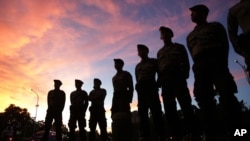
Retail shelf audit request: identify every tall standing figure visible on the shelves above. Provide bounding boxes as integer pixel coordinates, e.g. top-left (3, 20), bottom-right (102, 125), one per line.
top-left (135, 44), bottom-right (166, 141)
top-left (228, 0), bottom-right (250, 81)
top-left (42, 80), bottom-right (66, 141)
top-left (68, 79), bottom-right (88, 141)
top-left (157, 26), bottom-right (196, 141)
top-left (111, 58), bottom-right (134, 141)
top-left (88, 78), bottom-right (108, 141)
top-left (187, 4), bottom-right (242, 141)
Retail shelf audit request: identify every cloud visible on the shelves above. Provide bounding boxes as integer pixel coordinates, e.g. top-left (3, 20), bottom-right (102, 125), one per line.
top-left (0, 0), bottom-right (248, 129)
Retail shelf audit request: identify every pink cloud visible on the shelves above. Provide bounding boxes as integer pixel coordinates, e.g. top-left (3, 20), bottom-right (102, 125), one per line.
top-left (0, 0), bottom-right (247, 128)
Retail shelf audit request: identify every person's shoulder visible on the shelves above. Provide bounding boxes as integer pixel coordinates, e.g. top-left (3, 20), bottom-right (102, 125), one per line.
top-left (149, 58), bottom-right (158, 64)
top-left (208, 22), bottom-right (225, 31)
top-left (174, 42), bottom-right (185, 47)
top-left (187, 28), bottom-right (196, 38)
top-left (229, 1), bottom-right (245, 12)
top-left (136, 61), bottom-right (142, 67)
top-left (89, 89), bottom-right (95, 94)
top-left (81, 90), bottom-right (88, 95)
top-left (157, 46), bottom-right (165, 52)
top-left (70, 90), bottom-right (77, 95)
top-left (123, 70), bottom-right (132, 76)
top-left (48, 90), bottom-right (54, 94)
top-left (100, 88), bottom-right (106, 92)
top-left (210, 21), bottom-right (222, 25)
top-left (59, 89), bottom-right (65, 93)
top-left (149, 58), bottom-right (157, 61)
top-left (209, 21), bottom-right (224, 28)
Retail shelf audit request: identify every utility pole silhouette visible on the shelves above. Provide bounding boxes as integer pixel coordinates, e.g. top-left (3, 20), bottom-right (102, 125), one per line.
top-left (31, 89), bottom-right (39, 135)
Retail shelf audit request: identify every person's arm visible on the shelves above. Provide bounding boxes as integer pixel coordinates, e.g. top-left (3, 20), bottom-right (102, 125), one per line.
top-left (181, 45), bottom-right (190, 79)
top-left (127, 72), bottom-right (134, 103)
top-left (47, 91), bottom-right (51, 108)
top-left (60, 91), bottom-right (66, 111)
top-left (83, 92), bottom-right (89, 113)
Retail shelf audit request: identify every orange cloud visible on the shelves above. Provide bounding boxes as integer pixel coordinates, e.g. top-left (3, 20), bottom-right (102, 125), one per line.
top-left (0, 0), bottom-right (247, 131)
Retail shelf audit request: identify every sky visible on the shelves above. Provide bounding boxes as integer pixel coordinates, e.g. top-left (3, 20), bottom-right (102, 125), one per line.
top-left (0, 0), bottom-right (249, 131)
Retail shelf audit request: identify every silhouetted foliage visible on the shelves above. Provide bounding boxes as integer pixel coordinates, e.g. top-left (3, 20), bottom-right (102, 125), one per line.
top-left (0, 104), bottom-right (69, 141)
top-left (0, 104), bottom-right (34, 140)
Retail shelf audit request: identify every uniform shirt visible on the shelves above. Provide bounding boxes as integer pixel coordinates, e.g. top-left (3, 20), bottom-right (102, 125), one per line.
top-left (47, 89), bottom-right (66, 112)
top-left (89, 88), bottom-right (106, 108)
top-left (135, 58), bottom-right (158, 83)
top-left (112, 70), bottom-right (134, 102)
top-left (157, 43), bottom-right (190, 76)
top-left (70, 89), bottom-right (88, 111)
top-left (187, 22), bottom-right (229, 65)
top-left (228, 0), bottom-right (250, 52)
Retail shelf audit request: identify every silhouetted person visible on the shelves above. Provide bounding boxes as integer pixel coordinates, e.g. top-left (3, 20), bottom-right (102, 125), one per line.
top-left (187, 4), bottom-right (242, 141)
top-left (228, 0), bottom-right (250, 79)
top-left (111, 58), bottom-right (134, 116)
top-left (111, 58), bottom-right (133, 141)
top-left (88, 78), bottom-right (108, 141)
top-left (135, 44), bottom-right (166, 141)
top-left (157, 26), bottom-right (196, 141)
top-left (42, 80), bottom-right (66, 141)
top-left (68, 79), bottom-right (88, 141)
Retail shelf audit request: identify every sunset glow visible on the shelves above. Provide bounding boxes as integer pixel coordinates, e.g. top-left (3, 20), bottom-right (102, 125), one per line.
top-left (1, 0), bottom-right (249, 131)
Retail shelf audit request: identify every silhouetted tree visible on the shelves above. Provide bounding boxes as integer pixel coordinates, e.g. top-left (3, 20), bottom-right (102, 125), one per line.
top-left (0, 104), bottom-right (34, 140)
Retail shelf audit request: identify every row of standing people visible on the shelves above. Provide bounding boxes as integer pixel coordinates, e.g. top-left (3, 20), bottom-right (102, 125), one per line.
top-left (41, 79), bottom-right (108, 141)
top-left (112, 3), bottom-right (249, 141)
top-left (41, 1), bottom-right (250, 141)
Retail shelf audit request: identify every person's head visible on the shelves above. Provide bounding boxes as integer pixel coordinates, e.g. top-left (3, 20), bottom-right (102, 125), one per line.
top-left (189, 4), bottom-right (209, 24)
top-left (75, 79), bottom-right (83, 89)
top-left (137, 44), bottom-right (149, 59)
top-left (159, 26), bottom-right (174, 42)
top-left (54, 79), bottom-right (62, 89)
top-left (93, 78), bottom-right (102, 89)
top-left (114, 58), bottom-right (124, 71)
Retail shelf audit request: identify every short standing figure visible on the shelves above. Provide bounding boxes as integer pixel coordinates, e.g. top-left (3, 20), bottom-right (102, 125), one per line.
top-left (42, 80), bottom-right (66, 141)
top-left (68, 79), bottom-right (88, 141)
top-left (88, 78), bottom-right (108, 141)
